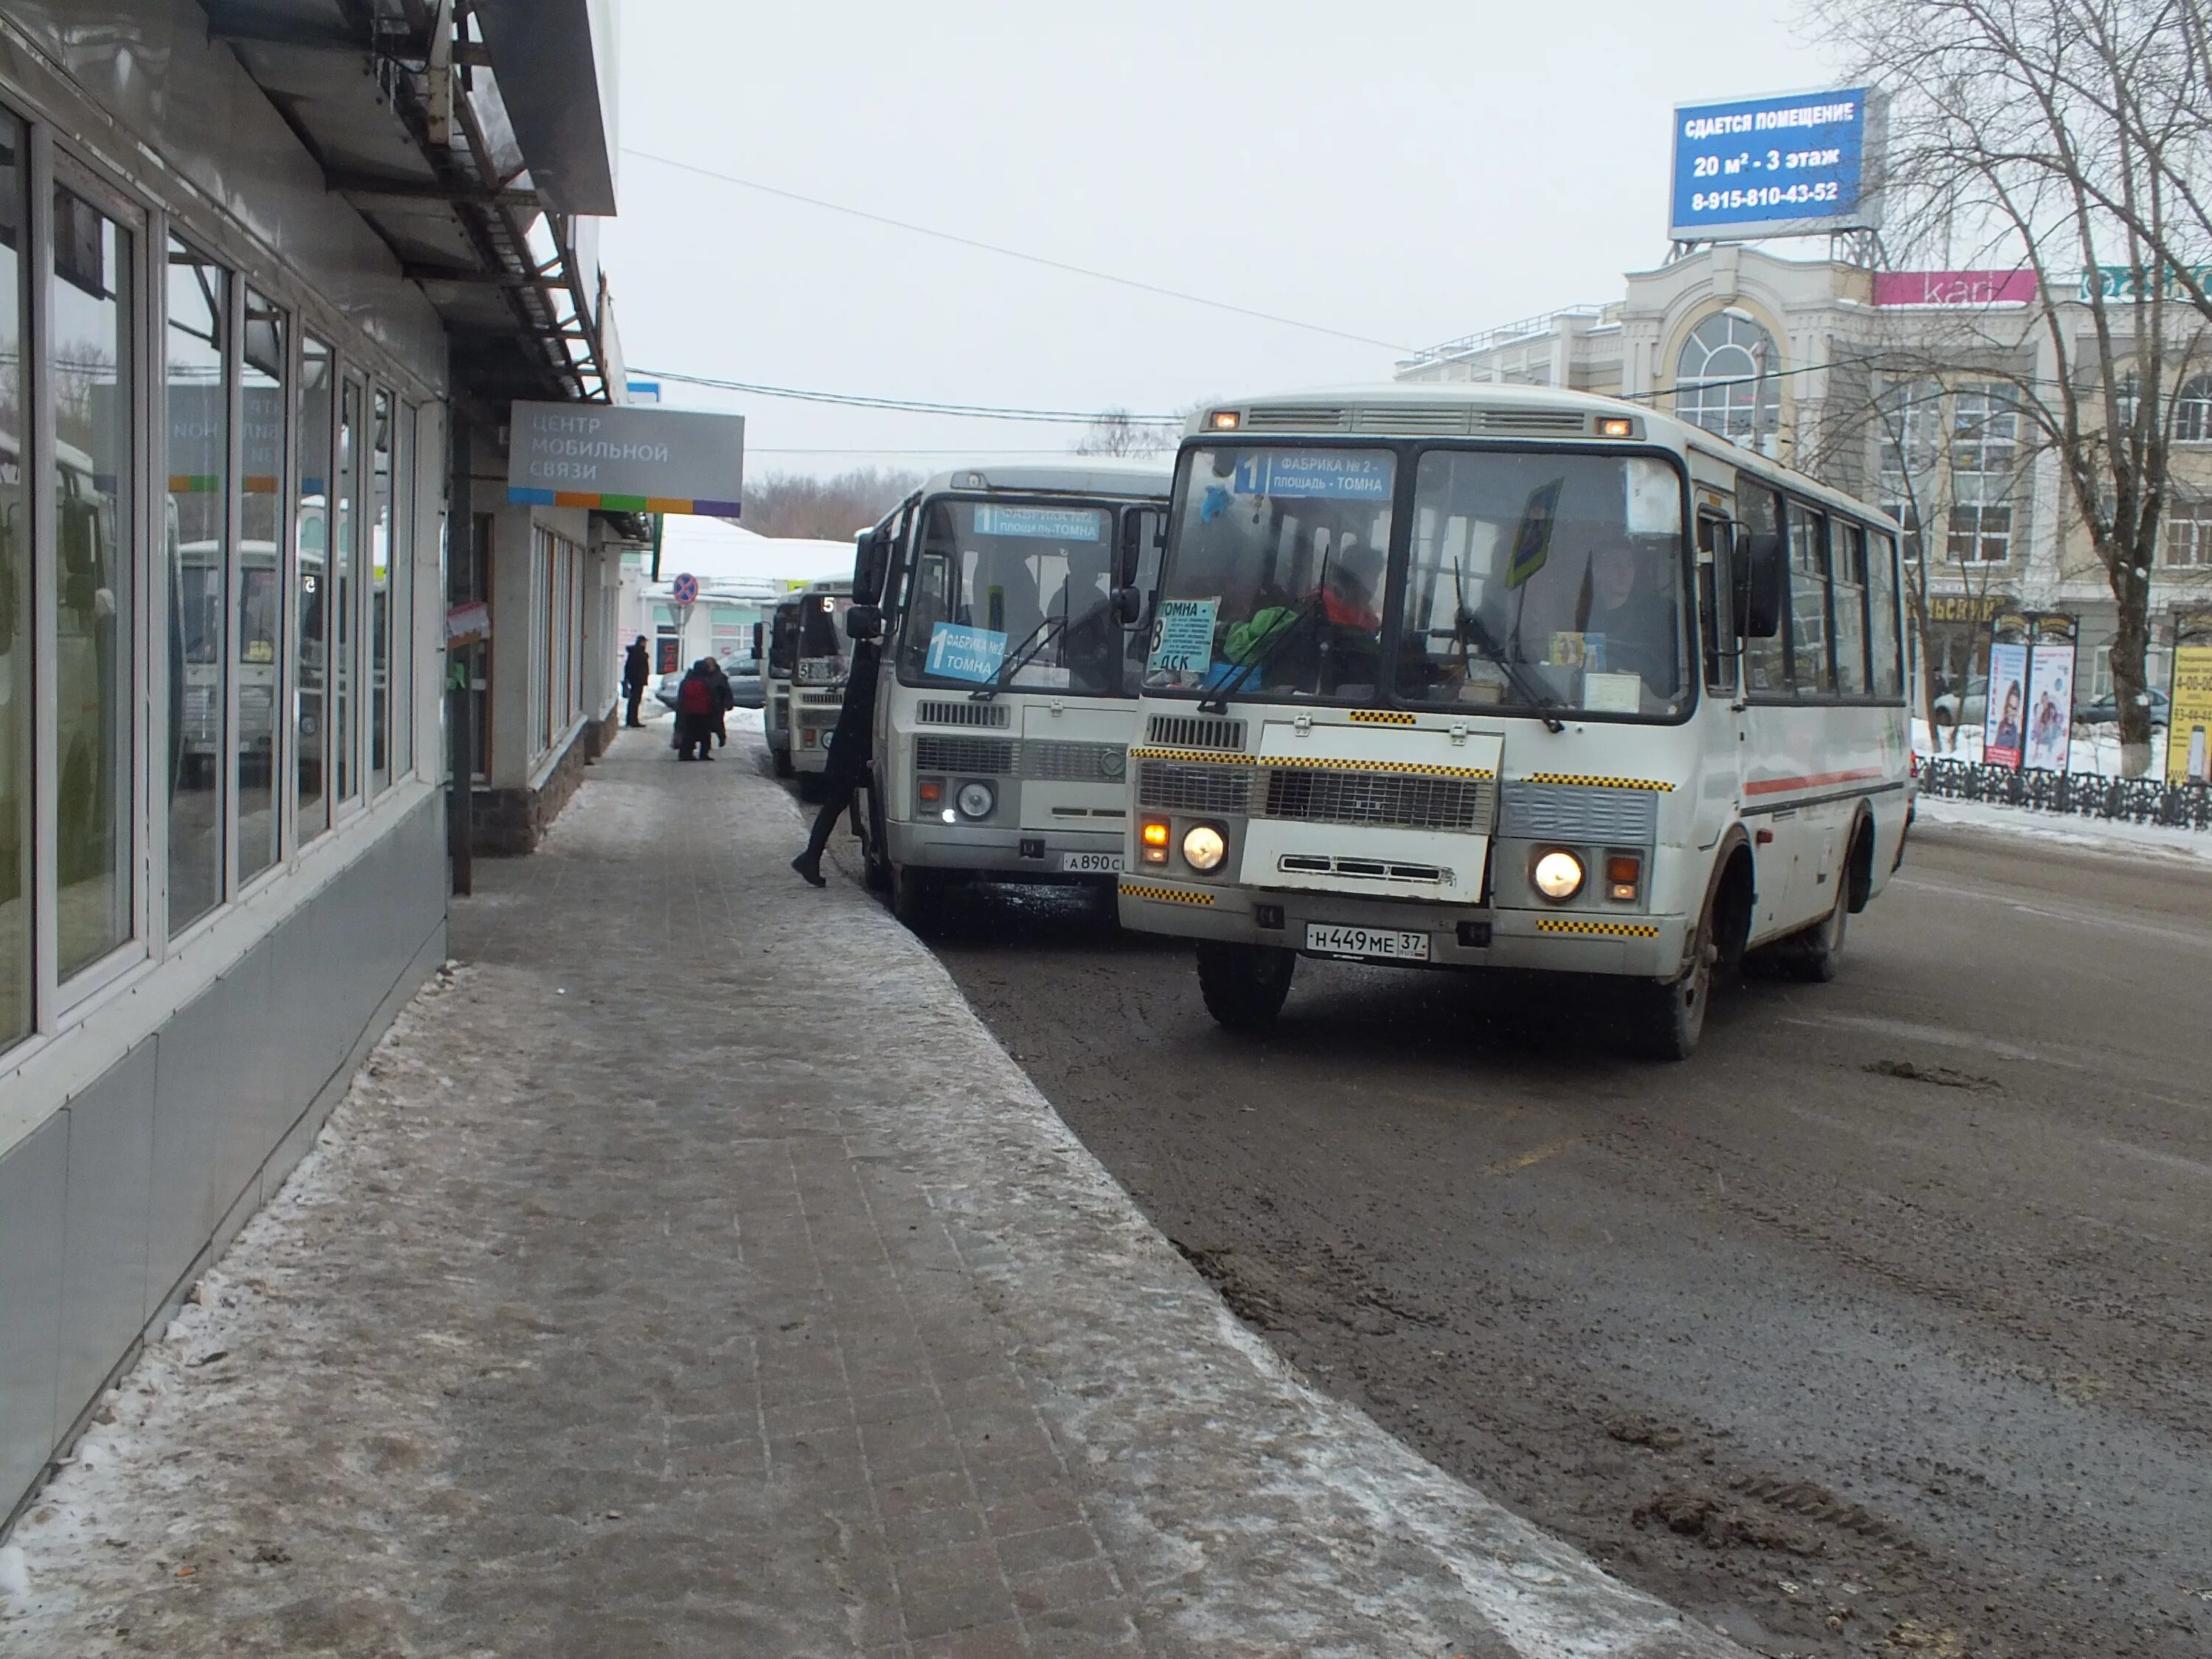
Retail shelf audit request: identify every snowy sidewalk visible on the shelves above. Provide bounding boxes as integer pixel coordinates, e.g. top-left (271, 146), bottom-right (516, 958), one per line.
top-left (0, 722), bottom-right (1739, 1659)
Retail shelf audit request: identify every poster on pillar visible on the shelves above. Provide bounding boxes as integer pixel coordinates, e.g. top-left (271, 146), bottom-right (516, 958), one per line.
top-left (2023, 641), bottom-right (2076, 773)
top-left (507, 401), bottom-right (746, 517)
top-left (1983, 641), bottom-right (2028, 768)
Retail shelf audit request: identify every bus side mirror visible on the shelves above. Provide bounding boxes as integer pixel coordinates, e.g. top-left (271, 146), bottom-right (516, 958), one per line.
top-left (845, 603), bottom-right (882, 641)
top-left (852, 529), bottom-right (889, 605)
top-left (1737, 529), bottom-right (1785, 639)
top-left (1110, 585), bottom-right (1142, 626)
top-left (752, 622), bottom-right (764, 659)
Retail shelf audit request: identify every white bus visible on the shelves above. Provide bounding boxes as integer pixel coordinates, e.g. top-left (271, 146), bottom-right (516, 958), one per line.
top-left (762, 594), bottom-right (798, 775)
top-left (1118, 385), bottom-right (1912, 1059)
top-left (783, 579), bottom-right (854, 786)
top-left (847, 462), bottom-right (1172, 927)
top-left (173, 538), bottom-right (282, 781)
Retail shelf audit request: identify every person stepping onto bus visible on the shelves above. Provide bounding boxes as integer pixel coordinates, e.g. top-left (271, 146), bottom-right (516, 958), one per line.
top-left (673, 658), bottom-right (719, 760)
top-left (791, 638), bottom-right (880, 887)
top-left (622, 636), bottom-right (651, 727)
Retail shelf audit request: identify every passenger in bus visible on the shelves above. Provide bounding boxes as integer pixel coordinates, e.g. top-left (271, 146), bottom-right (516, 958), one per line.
top-left (1579, 542), bottom-right (1677, 692)
top-left (792, 637), bottom-right (880, 888)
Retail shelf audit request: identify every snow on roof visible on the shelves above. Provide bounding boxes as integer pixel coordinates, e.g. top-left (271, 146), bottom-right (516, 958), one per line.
top-left (648, 514), bottom-right (852, 593)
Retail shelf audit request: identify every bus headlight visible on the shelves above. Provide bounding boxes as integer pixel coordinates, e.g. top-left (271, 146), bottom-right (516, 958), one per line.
top-left (1181, 824), bottom-right (1227, 872)
top-left (1531, 849), bottom-right (1585, 901)
top-left (955, 781), bottom-right (995, 820)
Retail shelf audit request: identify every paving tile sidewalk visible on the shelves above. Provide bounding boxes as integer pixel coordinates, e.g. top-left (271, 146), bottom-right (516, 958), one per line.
top-left (0, 720), bottom-right (1742, 1658)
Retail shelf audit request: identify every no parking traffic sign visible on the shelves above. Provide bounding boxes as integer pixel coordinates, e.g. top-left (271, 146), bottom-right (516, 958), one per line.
top-left (671, 572), bottom-right (699, 605)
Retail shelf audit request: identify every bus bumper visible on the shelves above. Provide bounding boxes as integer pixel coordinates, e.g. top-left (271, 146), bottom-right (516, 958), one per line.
top-left (888, 819), bottom-right (1127, 883)
top-left (1116, 880), bottom-right (1691, 978)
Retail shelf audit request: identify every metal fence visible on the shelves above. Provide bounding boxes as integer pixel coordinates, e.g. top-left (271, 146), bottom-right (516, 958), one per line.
top-left (1919, 758), bottom-right (2212, 832)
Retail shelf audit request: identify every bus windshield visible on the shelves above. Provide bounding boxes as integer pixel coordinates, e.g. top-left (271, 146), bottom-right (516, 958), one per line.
top-left (897, 498), bottom-right (1138, 697)
top-left (796, 591), bottom-right (853, 681)
top-left (1147, 445), bottom-right (1688, 717)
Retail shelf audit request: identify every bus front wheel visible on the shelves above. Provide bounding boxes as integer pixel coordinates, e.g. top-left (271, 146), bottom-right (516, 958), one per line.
top-left (1195, 942), bottom-right (1295, 1030)
top-left (771, 744), bottom-right (795, 778)
top-left (891, 865), bottom-right (942, 933)
top-left (1619, 901), bottom-right (1716, 1061)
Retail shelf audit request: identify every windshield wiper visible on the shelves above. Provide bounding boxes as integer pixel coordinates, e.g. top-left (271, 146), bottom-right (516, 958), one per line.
top-left (970, 614), bottom-right (1065, 702)
top-left (1455, 605), bottom-right (1565, 733)
top-left (1199, 578), bottom-right (1328, 715)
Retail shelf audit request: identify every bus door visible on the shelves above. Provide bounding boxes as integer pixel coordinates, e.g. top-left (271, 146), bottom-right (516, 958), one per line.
top-left (1695, 507), bottom-right (1744, 852)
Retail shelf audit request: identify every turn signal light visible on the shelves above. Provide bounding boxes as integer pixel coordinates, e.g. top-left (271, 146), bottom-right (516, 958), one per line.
top-left (918, 779), bottom-right (943, 803)
top-left (1140, 817), bottom-right (1171, 864)
top-left (1606, 852), bottom-right (1641, 902)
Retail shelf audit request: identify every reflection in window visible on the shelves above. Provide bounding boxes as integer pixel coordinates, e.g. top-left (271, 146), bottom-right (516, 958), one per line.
top-left (1787, 505), bottom-right (1832, 697)
top-left (239, 289), bottom-right (285, 879)
top-left (1832, 523), bottom-right (1868, 697)
top-left (53, 186), bottom-right (134, 977)
top-left (296, 337), bottom-right (333, 838)
top-left (1675, 311), bottom-right (1780, 455)
top-left (392, 403), bottom-right (414, 778)
top-left (369, 388), bottom-right (392, 792)
top-left (1741, 484), bottom-right (1787, 695)
top-left (335, 378), bottom-right (360, 801)
top-left (0, 117), bottom-right (27, 1044)
top-left (166, 236), bottom-right (228, 933)
top-left (1868, 531), bottom-right (1903, 697)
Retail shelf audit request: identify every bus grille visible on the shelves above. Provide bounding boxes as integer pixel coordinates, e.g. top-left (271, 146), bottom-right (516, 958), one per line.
top-left (1022, 740), bottom-right (1126, 782)
top-left (914, 700), bottom-right (1009, 728)
top-left (1137, 759), bottom-right (1257, 815)
top-left (1498, 782), bottom-right (1657, 841)
top-left (1145, 714), bottom-right (1245, 751)
top-left (1263, 768), bottom-right (1494, 832)
top-left (914, 735), bottom-right (1018, 776)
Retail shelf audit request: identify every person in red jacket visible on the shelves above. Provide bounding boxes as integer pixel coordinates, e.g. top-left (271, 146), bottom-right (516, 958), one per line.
top-left (672, 659), bottom-right (718, 760)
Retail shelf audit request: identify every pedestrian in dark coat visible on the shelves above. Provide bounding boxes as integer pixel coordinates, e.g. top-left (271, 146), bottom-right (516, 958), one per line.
top-left (622, 636), bottom-right (651, 727)
top-left (791, 641), bottom-right (880, 886)
top-left (673, 658), bottom-right (719, 760)
top-left (706, 658), bottom-right (737, 748)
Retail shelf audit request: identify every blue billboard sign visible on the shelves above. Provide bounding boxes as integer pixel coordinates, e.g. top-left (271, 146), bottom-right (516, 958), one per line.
top-left (1668, 88), bottom-right (1882, 241)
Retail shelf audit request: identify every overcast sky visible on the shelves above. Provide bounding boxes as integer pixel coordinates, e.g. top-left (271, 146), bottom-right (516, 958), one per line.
top-left (600, 0), bottom-right (1845, 481)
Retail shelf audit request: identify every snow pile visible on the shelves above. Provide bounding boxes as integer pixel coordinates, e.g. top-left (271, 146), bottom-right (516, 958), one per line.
top-left (1916, 797), bottom-right (2212, 863)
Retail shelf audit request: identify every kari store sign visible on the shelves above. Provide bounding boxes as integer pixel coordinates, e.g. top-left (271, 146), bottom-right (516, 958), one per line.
top-left (1872, 270), bottom-right (2038, 307)
top-left (1669, 88), bottom-right (1883, 241)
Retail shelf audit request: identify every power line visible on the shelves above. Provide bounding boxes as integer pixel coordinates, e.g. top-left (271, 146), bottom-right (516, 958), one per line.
top-left (622, 147), bottom-right (1414, 354)
top-left (632, 364), bottom-right (1182, 425)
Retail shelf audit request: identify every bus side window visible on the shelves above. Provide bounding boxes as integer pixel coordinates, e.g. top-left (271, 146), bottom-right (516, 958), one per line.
top-left (1698, 512), bottom-right (1735, 695)
top-left (1739, 483), bottom-right (1787, 695)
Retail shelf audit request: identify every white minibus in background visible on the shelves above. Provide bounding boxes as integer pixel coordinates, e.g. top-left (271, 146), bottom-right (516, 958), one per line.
top-left (785, 579), bottom-right (854, 790)
top-left (1119, 385), bottom-right (1911, 1059)
top-left (846, 462), bottom-right (1172, 928)
top-left (762, 593), bottom-right (798, 775)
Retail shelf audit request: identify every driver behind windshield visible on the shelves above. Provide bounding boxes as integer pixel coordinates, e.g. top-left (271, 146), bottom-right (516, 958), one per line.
top-left (1578, 541), bottom-right (1677, 690)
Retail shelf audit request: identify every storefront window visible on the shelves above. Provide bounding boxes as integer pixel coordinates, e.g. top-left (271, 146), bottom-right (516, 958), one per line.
top-left (239, 288), bottom-right (285, 878)
top-left (369, 387), bottom-right (392, 793)
top-left (53, 184), bottom-right (135, 978)
top-left (296, 336), bottom-right (333, 839)
top-left (335, 376), bottom-right (361, 801)
top-left (0, 116), bottom-right (27, 1045)
top-left (166, 236), bottom-right (228, 933)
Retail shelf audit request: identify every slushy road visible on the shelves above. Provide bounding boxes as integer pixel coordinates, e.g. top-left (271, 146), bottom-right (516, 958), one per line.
top-left (911, 827), bottom-right (2212, 1658)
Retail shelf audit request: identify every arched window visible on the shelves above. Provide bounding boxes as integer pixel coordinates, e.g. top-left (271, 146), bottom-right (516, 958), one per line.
top-left (2176, 372), bottom-right (2212, 443)
top-left (1674, 310), bottom-right (1781, 453)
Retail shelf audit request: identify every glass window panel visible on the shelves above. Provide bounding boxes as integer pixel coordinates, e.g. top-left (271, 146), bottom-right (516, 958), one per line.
top-left (239, 289), bottom-right (284, 877)
top-left (1787, 504), bottom-right (1832, 698)
top-left (165, 236), bottom-right (227, 933)
top-left (335, 377), bottom-right (360, 801)
top-left (1740, 484), bottom-right (1787, 694)
top-left (369, 388), bottom-right (392, 793)
top-left (1832, 523), bottom-right (1868, 697)
top-left (0, 116), bottom-right (27, 1046)
top-left (296, 338), bottom-right (332, 838)
top-left (1868, 530), bottom-right (1902, 697)
top-left (53, 185), bottom-right (135, 977)
top-left (392, 402), bottom-right (412, 777)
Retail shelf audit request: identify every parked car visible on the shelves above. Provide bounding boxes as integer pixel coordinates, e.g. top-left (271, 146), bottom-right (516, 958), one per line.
top-left (1930, 675), bottom-right (1987, 728)
top-left (2073, 686), bottom-right (2169, 728)
top-left (654, 654), bottom-right (764, 712)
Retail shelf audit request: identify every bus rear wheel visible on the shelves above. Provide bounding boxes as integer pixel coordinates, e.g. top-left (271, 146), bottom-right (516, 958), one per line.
top-left (1619, 901), bottom-right (1715, 1061)
top-left (1195, 942), bottom-right (1295, 1030)
top-left (1778, 887), bottom-right (1848, 982)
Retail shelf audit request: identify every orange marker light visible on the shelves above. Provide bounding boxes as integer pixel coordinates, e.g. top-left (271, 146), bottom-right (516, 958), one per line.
top-left (1208, 409), bottom-right (1241, 431)
top-left (1596, 417), bottom-right (1634, 437)
top-left (1141, 818), bottom-right (1171, 863)
top-left (918, 779), bottom-right (943, 803)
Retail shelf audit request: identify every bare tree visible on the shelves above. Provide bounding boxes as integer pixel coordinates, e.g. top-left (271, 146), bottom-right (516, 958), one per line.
top-left (1073, 408), bottom-right (1173, 458)
top-left (1823, 0), bottom-right (2212, 772)
top-left (737, 467), bottom-right (922, 540)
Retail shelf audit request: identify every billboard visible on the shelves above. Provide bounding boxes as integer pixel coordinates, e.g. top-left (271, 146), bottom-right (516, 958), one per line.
top-left (1669, 88), bottom-right (1882, 242)
top-left (507, 401), bottom-right (745, 516)
top-left (1983, 640), bottom-right (2028, 768)
top-left (2167, 644), bottom-right (2212, 784)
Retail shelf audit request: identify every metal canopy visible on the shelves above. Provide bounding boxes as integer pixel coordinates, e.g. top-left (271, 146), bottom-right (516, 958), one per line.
top-left (200, 0), bottom-right (621, 410)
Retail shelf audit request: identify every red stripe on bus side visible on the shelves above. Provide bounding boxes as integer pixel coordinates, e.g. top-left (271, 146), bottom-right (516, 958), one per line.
top-left (1743, 767), bottom-right (1885, 796)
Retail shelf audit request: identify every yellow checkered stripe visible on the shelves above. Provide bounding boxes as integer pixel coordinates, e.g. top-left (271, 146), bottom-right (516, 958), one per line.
top-left (1129, 745), bottom-right (1253, 768)
top-left (1118, 881), bottom-right (1216, 908)
top-left (1534, 917), bottom-right (1661, 938)
top-left (1523, 772), bottom-right (1675, 792)
top-left (1268, 756), bottom-right (1494, 779)
top-left (1347, 709), bottom-right (1417, 725)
